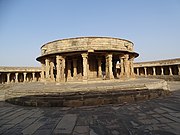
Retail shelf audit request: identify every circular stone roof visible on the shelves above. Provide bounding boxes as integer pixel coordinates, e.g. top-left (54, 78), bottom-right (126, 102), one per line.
top-left (37, 37), bottom-right (139, 61)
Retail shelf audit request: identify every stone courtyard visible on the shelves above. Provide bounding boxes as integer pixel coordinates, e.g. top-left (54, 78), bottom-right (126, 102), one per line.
top-left (0, 81), bottom-right (179, 135)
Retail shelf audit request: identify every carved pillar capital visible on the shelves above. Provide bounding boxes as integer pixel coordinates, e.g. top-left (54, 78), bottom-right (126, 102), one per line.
top-left (81, 53), bottom-right (88, 58)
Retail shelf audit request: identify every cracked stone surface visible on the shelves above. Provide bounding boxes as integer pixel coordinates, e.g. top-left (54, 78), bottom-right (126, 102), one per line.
top-left (0, 81), bottom-right (179, 135)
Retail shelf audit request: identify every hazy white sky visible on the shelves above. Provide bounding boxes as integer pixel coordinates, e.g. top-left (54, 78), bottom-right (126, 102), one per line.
top-left (0, 0), bottom-right (180, 66)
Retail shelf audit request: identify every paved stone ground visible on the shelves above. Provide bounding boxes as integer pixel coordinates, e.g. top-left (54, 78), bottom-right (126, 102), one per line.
top-left (0, 81), bottom-right (180, 135)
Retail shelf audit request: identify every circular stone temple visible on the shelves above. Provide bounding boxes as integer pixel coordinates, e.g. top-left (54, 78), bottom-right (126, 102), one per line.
top-left (36, 37), bottom-right (139, 82)
top-left (5, 37), bottom-right (170, 107)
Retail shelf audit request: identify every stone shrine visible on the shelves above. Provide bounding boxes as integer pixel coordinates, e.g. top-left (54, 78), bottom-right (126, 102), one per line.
top-left (36, 37), bottom-right (139, 82)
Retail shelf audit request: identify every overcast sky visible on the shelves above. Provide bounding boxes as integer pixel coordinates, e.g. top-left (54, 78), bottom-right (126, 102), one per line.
top-left (0, 0), bottom-right (180, 66)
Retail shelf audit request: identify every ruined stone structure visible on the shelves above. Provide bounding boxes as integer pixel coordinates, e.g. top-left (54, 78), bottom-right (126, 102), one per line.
top-left (0, 37), bottom-right (175, 107)
top-left (133, 58), bottom-right (180, 80)
top-left (36, 37), bottom-right (139, 82)
top-left (0, 67), bottom-right (41, 84)
top-left (0, 37), bottom-right (180, 84)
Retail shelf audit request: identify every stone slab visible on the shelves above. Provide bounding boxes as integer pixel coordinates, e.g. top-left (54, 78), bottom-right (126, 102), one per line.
top-left (54, 114), bottom-right (77, 135)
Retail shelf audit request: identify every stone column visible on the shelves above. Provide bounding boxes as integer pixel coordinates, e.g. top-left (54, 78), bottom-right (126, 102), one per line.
top-left (97, 57), bottom-right (102, 78)
top-left (120, 56), bottom-right (124, 76)
top-left (15, 73), bottom-right (18, 83)
top-left (130, 57), bottom-right (134, 76)
top-left (108, 54), bottom-right (114, 79)
top-left (106, 54), bottom-right (114, 79)
top-left (124, 54), bottom-right (130, 78)
top-left (62, 56), bottom-right (66, 82)
top-left (136, 68), bottom-right (139, 76)
top-left (7, 73), bottom-right (10, 84)
top-left (56, 55), bottom-right (66, 82)
top-left (1, 74), bottom-right (4, 84)
top-left (153, 67), bottom-right (156, 76)
top-left (50, 60), bottom-right (55, 81)
top-left (144, 67), bottom-right (147, 77)
top-left (41, 62), bottom-right (45, 81)
top-left (56, 55), bottom-right (60, 82)
top-left (178, 65), bottom-right (180, 75)
top-left (73, 59), bottom-right (78, 78)
top-left (81, 53), bottom-right (88, 80)
top-left (169, 66), bottom-right (173, 75)
top-left (45, 58), bottom-right (50, 79)
top-left (23, 72), bottom-right (27, 82)
top-left (32, 72), bottom-right (36, 82)
top-left (67, 60), bottom-right (72, 80)
top-left (161, 67), bottom-right (164, 75)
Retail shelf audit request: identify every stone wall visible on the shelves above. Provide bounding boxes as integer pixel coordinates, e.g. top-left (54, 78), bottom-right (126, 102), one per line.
top-left (38, 37), bottom-right (135, 58)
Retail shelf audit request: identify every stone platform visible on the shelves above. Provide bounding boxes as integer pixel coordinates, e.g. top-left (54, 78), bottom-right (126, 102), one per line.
top-left (0, 81), bottom-right (179, 135)
top-left (4, 78), bottom-right (170, 107)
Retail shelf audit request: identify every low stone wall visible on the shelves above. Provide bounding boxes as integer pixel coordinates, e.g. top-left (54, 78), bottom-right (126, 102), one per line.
top-left (6, 88), bottom-right (170, 107)
top-left (4, 79), bottom-right (170, 107)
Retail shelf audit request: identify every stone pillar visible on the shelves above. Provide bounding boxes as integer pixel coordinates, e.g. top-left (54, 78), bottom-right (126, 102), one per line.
top-left (67, 60), bottom-right (72, 80)
top-left (56, 55), bottom-right (60, 82)
top-left (129, 57), bottom-right (134, 76)
top-left (62, 56), bottom-right (66, 82)
top-left (1, 74), bottom-right (4, 84)
top-left (161, 67), bottom-right (164, 75)
top-left (106, 54), bottom-right (114, 79)
top-left (153, 67), bottom-right (156, 76)
top-left (56, 55), bottom-right (66, 82)
top-left (7, 73), bottom-right (10, 84)
top-left (178, 65), bottom-right (180, 75)
top-left (50, 60), bottom-right (55, 81)
top-left (32, 72), bottom-right (35, 82)
top-left (15, 73), bottom-right (18, 83)
top-left (97, 57), bottom-right (102, 78)
top-left (136, 68), bottom-right (139, 76)
top-left (81, 53), bottom-right (88, 80)
top-left (41, 63), bottom-right (45, 81)
top-left (124, 54), bottom-right (130, 78)
top-left (108, 54), bottom-right (114, 79)
top-left (23, 72), bottom-right (27, 82)
top-left (45, 58), bottom-right (50, 79)
top-left (120, 56), bottom-right (124, 76)
top-left (144, 67), bottom-right (147, 77)
top-left (169, 66), bottom-right (173, 75)
top-left (73, 59), bottom-right (78, 78)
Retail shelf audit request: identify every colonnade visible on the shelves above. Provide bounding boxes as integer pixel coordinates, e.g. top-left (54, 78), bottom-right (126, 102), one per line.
top-left (0, 72), bottom-right (41, 84)
top-left (134, 65), bottom-right (180, 76)
top-left (41, 53), bottom-right (135, 82)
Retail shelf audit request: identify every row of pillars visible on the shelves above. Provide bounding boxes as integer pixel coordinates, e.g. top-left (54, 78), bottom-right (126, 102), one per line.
top-left (41, 53), bottom-right (90, 82)
top-left (41, 53), bottom-right (135, 82)
top-left (135, 65), bottom-right (180, 76)
top-left (0, 72), bottom-right (40, 84)
top-left (119, 54), bottom-right (134, 78)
